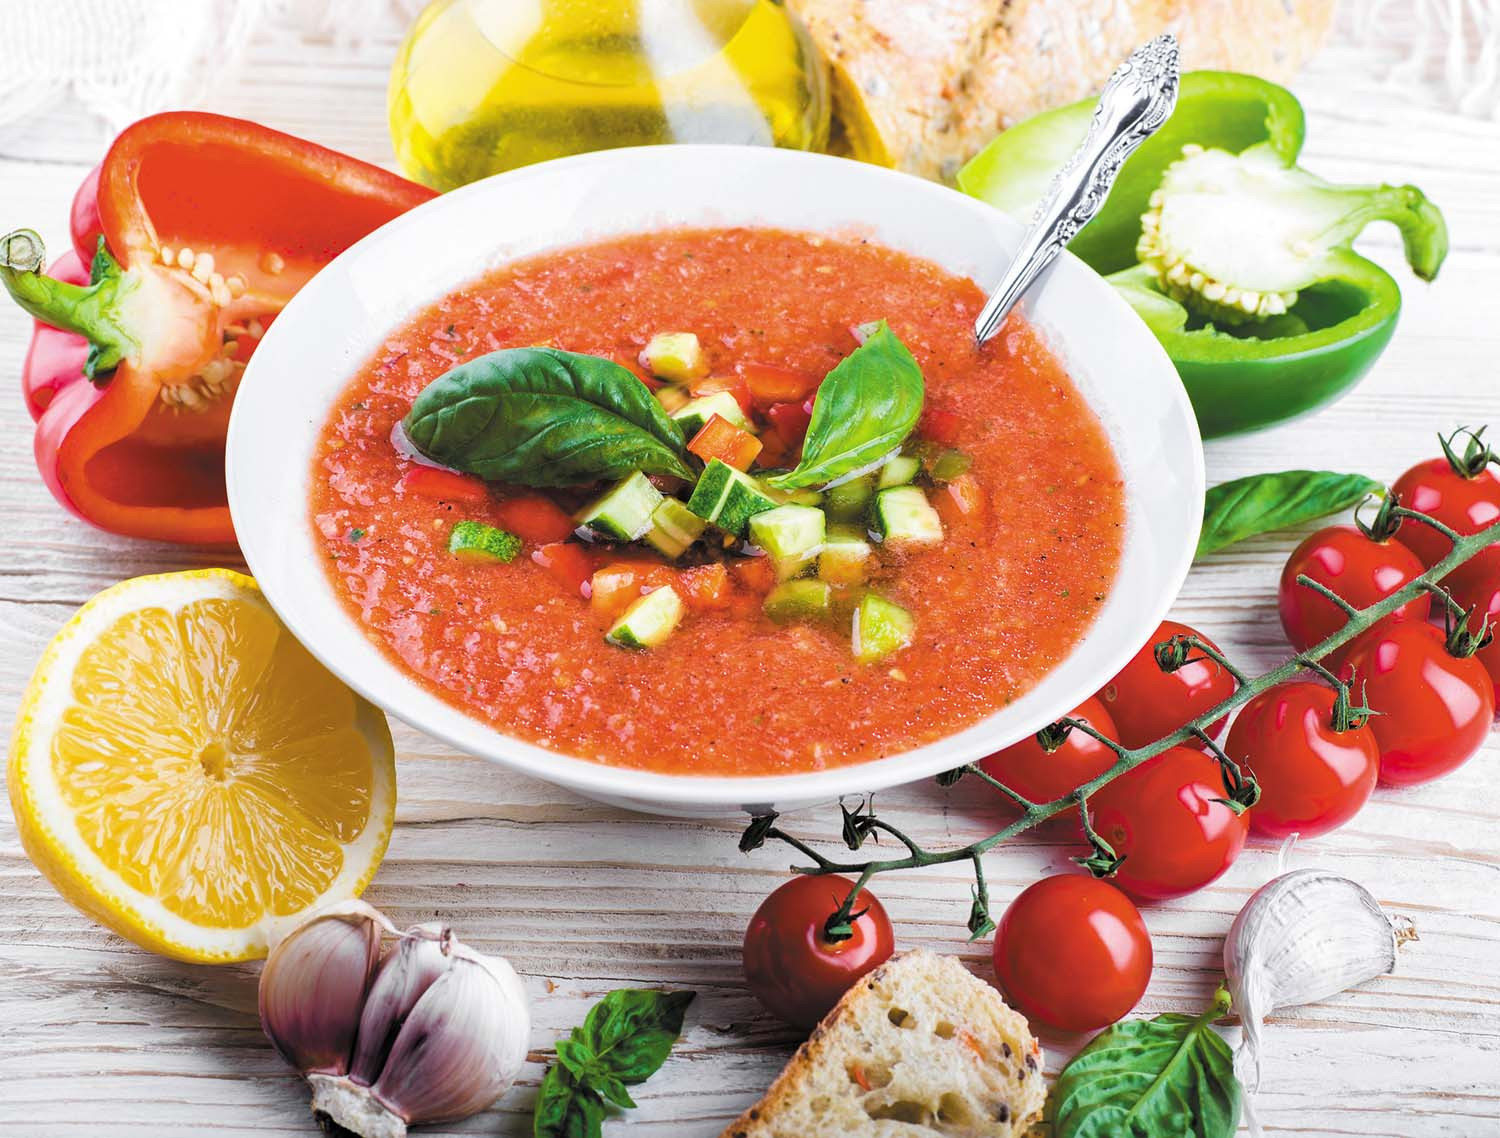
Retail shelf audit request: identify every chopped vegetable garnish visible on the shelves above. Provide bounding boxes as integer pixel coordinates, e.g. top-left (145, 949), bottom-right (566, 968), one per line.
top-left (606, 585), bottom-right (685, 649)
top-left (819, 525), bottom-right (873, 586)
top-left (925, 447), bottom-right (972, 482)
top-left (532, 541), bottom-right (594, 597)
top-left (877, 453), bottom-right (921, 489)
top-left (686, 459), bottom-right (778, 535)
top-left (577, 472), bottom-right (664, 542)
top-left (823, 474), bottom-right (875, 523)
top-left (645, 498), bottom-right (708, 559)
top-left (764, 579), bottom-right (834, 623)
top-left (739, 362), bottom-right (818, 405)
top-left (639, 332), bottom-right (708, 382)
top-left (493, 494), bottom-right (577, 543)
top-left (672, 390), bottom-right (753, 436)
top-left (402, 466), bottom-right (491, 503)
top-left (688, 414), bottom-right (763, 471)
top-left (852, 593), bottom-right (914, 664)
top-left (874, 486), bottom-right (944, 550)
top-left (677, 563), bottom-right (733, 611)
top-left (748, 504), bottom-right (826, 581)
top-left (931, 473), bottom-right (987, 529)
top-left (448, 520), bottom-right (522, 563)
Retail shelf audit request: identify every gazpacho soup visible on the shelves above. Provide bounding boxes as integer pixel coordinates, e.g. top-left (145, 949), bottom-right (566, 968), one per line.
top-left (310, 227), bottom-right (1124, 776)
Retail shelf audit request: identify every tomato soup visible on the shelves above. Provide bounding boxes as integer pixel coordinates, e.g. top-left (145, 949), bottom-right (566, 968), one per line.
top-left (310, 228), bottom-right (1124, 776)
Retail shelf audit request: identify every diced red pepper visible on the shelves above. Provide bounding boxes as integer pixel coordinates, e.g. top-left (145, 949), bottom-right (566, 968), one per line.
top-left (615, 355), bottom-right (663, 391)
top-left (677, 562), bottom-right (733, 611)
top-left (493, 493), bottom-right (576, 543)
top-left (731, 556), bottom-right (777, 595)
top-left (918, 405), bottom-right (962, 447)
top-left (932, 473), bottom-right (986, 529)
top-left (689, 373), bottom-right (753, 418)
top-left (532, 541), bottom-right (595, 598)
top-left (688, 414), bottom-right (763, 471)
top-left (401, 466), bottom-right (490, 504)
top-left (590, 561), bottom-right (676, 622)
top-left (738, 362), bottom-right (818, 406)
top-left (755, 434), bottom-right (790, 471)
top-left (765, 399), bottom-right (813, 448)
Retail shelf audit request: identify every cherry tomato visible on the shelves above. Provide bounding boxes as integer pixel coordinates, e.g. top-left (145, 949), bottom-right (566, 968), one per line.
top-left (1391, 450), bottom-right (1500, 569)
top-left (1096, 620), bottom-right (1236, 749)
top-left (1088, 746), bottom-right (1249, 901)
top-left (1278, 525), bottom-right (1430, 655)
top-left (1340, 620), bottom-right (1495, 786)
top-left (979, 697), bottom-right (1119, 809)
top-left (1223, 682), bottom-right (1379, 839)
top-left (1445, 547), bottom-right (1500, 707)
top-left (743, 875), bottom-right (895, 1029)
top-left (993, 875), bottom-right (1151, 1032)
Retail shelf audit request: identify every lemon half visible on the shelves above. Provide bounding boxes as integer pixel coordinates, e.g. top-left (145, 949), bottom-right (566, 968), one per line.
top-left (8, 569), bottom-right (395, 962)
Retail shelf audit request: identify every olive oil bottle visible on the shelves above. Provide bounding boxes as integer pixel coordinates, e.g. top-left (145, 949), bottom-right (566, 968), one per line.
top-left (388, 0), bottom-right (830, 190)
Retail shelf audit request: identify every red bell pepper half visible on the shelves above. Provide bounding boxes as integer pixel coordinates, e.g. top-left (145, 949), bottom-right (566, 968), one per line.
top-left (0, 112), bottom-right (435, 544)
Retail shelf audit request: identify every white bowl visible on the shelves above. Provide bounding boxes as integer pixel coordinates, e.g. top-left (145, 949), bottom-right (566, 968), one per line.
top-left (227, 144), bottom-right (1203, 818)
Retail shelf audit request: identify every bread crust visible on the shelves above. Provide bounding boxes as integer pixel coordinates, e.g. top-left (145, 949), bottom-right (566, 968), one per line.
top-left (789, 0), bottom-right (1335, 181)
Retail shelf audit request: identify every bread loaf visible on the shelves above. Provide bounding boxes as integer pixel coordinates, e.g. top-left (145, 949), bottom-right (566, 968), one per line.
top-left (790, 0), bottom-right (1335, 181)
top-left (722, 950), bottom-right (1045, 1137)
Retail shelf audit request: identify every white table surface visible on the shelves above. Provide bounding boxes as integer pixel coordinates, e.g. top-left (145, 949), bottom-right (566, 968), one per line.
top-left (1, 12), bottom-right (1498, 1138)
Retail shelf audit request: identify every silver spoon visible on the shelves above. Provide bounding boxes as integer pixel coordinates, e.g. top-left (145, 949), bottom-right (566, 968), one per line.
top-left (973, 33), bottom-right (1181, 344)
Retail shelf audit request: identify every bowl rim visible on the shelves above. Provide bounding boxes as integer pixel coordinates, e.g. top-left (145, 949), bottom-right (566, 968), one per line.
top-left (227, 143), bottom-right (1203, 811)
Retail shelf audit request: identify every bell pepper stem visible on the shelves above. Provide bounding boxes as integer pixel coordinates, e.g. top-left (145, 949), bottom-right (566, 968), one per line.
top-left (0, 229), bottom-right (137, 375)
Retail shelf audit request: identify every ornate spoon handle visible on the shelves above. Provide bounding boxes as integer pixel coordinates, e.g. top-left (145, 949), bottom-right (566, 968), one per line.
top-left (973, 33), bottom-right (1181, 344)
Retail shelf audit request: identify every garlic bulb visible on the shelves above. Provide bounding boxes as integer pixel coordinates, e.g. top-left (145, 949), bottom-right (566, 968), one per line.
top-left (259, 900), bottom-right (530, 1138)
top-left (1224, 869), bottom-right (1407, 1134)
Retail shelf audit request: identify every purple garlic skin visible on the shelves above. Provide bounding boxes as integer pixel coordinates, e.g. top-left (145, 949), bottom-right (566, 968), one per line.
top-left (257, 903), bottom-right (531, 1138)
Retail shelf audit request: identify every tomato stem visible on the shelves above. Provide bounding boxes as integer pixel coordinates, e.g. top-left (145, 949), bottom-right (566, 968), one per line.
top-left (739, 504), bottom-right (1500, 905)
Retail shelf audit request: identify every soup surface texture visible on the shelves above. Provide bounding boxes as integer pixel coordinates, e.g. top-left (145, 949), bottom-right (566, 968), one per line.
top-left (310, 227), bottom-right (1124, 776)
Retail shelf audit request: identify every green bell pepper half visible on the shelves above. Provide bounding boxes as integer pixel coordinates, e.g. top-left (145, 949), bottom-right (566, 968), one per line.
top-left (957, 72), bottom-right (1446, 437)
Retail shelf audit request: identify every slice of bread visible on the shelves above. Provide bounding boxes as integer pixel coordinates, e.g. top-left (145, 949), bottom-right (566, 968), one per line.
top-left (722, 950), bottom-right (1045, 1137)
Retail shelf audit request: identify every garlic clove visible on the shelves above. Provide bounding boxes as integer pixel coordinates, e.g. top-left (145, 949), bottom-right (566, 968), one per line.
top-left (348, 923), bottom-right (454, 1086)
top-left (1224, 868), bottom-right (1401, 1097)
top-left (368, 943), bottom-right (531, 1126)
top-left (259, 902), bottom-right (385, 1076)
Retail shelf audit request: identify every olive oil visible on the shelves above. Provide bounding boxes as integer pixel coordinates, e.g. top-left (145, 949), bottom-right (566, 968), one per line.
top-left (389, 0), bottom-right (830, 190)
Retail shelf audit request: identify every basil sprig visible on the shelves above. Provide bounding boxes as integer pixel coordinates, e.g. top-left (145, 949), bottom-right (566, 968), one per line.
top-left (1049, 992), bottom-right (1241, 1138)
top-left (534, 989), bottom-right (695, 1138)
top-left (768, 321), bottom-right (924, 489)
top-left (403, 347), bottom-right (695, 486)
top-left (1197, 470), bottom-right (1382, 557)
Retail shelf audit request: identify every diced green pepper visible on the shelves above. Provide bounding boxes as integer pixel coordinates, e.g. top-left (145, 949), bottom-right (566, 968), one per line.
top-left (852, 593), bottom-right (914, 664)
top-left (925, 448), bottom-right (972, 482)
top-left (447, 520), bottom-right (522, 563)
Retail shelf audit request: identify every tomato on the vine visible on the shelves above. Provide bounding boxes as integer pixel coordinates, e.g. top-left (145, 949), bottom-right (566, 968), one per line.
top-left (1223, 682), bottom-right (1379, 839)
top-left (1087, 746), bottom-right (1250, 901)
top-left (1340, 619), bottom-right (1495, 786)
top-left (1278, 524), bottom-right (1430, 655)
top-left (1096, 620), bottom-right (1236, 748)
top-left (1390, 430), bottom-right (1500, 569)
top-left (993, 875), bottom-right (1151, 1032)
top-left (742, 875), bottom-right (895, 1029)
top-left (979, 697), bottom-right (1119, 809)
top-left (1445, 547), bottom-right (1500, 706)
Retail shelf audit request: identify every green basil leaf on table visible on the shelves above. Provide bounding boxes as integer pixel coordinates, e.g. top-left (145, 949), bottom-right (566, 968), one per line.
top-left (1197, 470), bottom-right (1383, 557)
top-left (1049, 1002), bottom-right (1241, 1138)
top-left (768, 321), bottom-right (924, 490)
top-left (533, 989), bottom-right (696, 1138)
top-left (403, 347), bottom-right (695, 485)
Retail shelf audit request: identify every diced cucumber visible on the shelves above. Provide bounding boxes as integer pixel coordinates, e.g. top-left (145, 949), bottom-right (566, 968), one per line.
top-left (926, 447), bottom-right (972, 482)
top-left (640, 332), bottom-right (707, 382)
top-left (873, 485), bottom-right (945, 550)
top-left (766, 484), bottom-right (824, 508)
top-left (644, 497), bottom-right (707, 559)
top-left (671, 390), bottom-right (752, 437)
top-left (819, 525), bottom-right (872, 586)
top-left (823, 474), bottom-right (875, 523)
top-left (749, 504), bottom-right (825, 581)
top-left (878, 453), bottom-right (922, 489)
top-left (655, 385), bottom-right (691, 414)
top-left (764, 579), bottom-right (834, 622)
top-left (447, 521), bottom-right (522, 564)
top-left (686, 459), bottom-right (778, 535)
top-left (852, 593), bottom-right (914, 664)
top-left (576, 472), bottom-right (664, 542)
top-left (606, 585), bottom-right (685, 649)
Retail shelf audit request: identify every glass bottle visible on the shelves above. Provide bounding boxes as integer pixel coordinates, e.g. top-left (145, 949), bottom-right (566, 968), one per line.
top-left (388, 0), bottom-right (830, 190)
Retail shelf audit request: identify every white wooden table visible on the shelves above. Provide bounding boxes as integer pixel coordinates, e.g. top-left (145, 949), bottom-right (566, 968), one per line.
top-left (2, 14), bottom-right (1498, 1138)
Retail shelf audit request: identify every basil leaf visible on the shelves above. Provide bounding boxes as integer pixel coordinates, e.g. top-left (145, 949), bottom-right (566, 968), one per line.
top-left (533, 989), bottom-right (695, 1138)
top-left (1049, 1007), bottom-right (1241, 1138)
top-left (578, 988), bottom-right (696, 1084)
top-left (533, 1066), bottom-right (606, 1138)
top-left (403, 347), bottom-right (695, 486)
top-left (768, 321), bottom-right (924, 489)
top-left (1198, 470), bottom-right (1382, 557)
